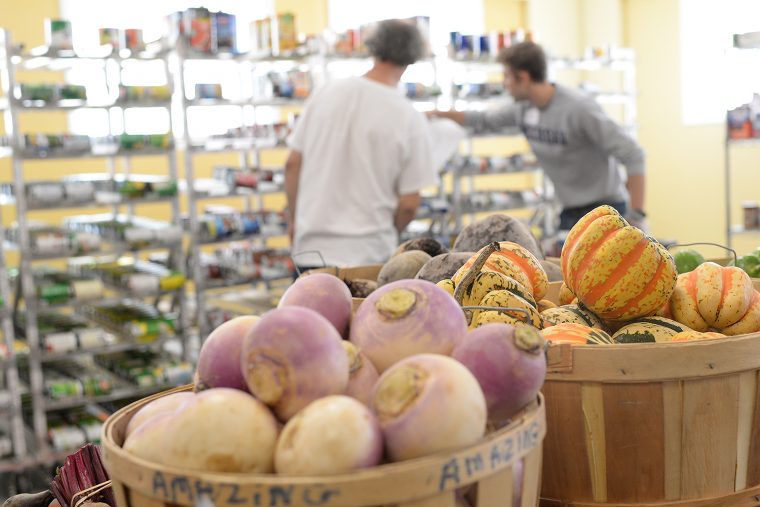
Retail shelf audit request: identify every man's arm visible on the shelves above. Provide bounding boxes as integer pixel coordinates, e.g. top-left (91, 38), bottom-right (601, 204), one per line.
top-left (427, 110), bottom-right (466, 125)
top-left (428, 104), bottom-right (520, 133)
top-left (394, 192), bottom-right (422, 233)
top-left (284, 150), bottom-right (302, 242)
top-left (626, 173), bottom-right (645, 213)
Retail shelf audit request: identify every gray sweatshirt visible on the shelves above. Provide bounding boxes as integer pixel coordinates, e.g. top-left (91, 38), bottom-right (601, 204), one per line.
top-left (464, 84), bottom-right (645, 209)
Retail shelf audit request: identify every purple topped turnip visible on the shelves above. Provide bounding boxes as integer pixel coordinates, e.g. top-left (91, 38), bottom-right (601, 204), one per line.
top-left (196, 316), bottom-right (259, 392)
top-left (278, 273), bottom-right (352, 336)
top-left (350, 279), bottom-right (468, 372)
top-left (342, 342), bottom-right (380, 406)
top-left (452, 323), bottom-right (546, 423)
top-left (241, 306), bottom-right (349, 421)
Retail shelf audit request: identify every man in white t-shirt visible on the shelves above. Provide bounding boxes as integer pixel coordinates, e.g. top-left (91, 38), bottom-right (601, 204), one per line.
top-left (285, 19), bottom-right (437, 268)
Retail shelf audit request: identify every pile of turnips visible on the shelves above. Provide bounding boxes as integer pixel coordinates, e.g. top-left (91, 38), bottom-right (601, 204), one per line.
top-left (123, 272), bottom-right (547, 477)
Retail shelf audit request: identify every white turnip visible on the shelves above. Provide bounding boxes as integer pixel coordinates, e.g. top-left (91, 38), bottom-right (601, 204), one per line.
top-left (274, 395), bottom-right (383, 475)
top-left (372, 354), bottom-right (486, 461)
top-left (125, 391), bottom-right (194, 438)
top-left (241, 306), bottom-right (349, 421)
top-left (350, 279), bottom-right (468, 372)
top-left (156, 388), bottom-right (278, 473)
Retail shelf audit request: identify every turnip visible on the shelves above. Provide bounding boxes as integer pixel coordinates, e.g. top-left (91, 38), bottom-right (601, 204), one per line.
top-left (350, 280), bottom-right (468, 372)
top-left (241, 306), bottom-right (349, 421)
top-left (274, 395), bottom-right (383, 475)
top-left (278, 273), bottom-right (352, 336)
top-left (373, 354), bottom-right (486, 461)
top-left (159, 388), bottom-right (278, 473)
top-left (452, 323), bottom-right (546, 422)
top-left (196, 316), bottom-right (259, 391)
top-left (123, 411), bottom-right (174, 464)
top-left (125, 391), bottom-right (194, 438)
top-left (342, 342), bottom-right (380, 407)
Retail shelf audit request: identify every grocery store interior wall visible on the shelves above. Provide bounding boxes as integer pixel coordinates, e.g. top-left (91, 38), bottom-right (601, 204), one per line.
top-left (1, 0), bottom-right (758, 256)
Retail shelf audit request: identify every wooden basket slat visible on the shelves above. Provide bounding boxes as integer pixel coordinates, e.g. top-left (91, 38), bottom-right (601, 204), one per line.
top-left (103, 388), bottom-right (546, 507)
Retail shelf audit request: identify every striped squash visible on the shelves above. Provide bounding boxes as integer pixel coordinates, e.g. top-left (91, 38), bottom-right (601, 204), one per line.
top-left (671, 330), bottom-right (726, 342)
top-left (558, 282), bottom-right (576, 306)
top-left (453, 241), bottom-right (549, 300)
top-left (669, 262), bottom-right (757, 334)
top-left (541, 304), bottom-right (604, 329)
top-left (542, 323), bottom-right (613, 345)
top-left (612, 316), bottom-right (691, 343)
top-left (560, 205), bottom-right (677, 321)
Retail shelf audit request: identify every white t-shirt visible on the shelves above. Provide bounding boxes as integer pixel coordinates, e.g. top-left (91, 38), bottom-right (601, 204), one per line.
top-left (288, 76), bottom-right (437, 267)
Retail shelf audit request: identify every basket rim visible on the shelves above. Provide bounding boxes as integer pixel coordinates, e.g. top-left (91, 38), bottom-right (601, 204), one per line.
top-left (547, 331), bottom-right (760, 382)
top-left (102, 388), bottom-right (545, 505)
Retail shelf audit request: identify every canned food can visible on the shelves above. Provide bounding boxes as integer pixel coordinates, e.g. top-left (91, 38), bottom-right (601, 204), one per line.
top-left (99, 28), bottom-right (124, 50)
top-left (127, 274), bottom-right (160, 295)
top-left (39, 283), bottom-right (71, 303)
top-left (125, 28), bottom-right (144, 51)
top-left (44, 332), bottom-right (78, 354)
top-left (71, 279), bottom-right (104, 301)
top-left (28, 183), bottom-right (65, 205)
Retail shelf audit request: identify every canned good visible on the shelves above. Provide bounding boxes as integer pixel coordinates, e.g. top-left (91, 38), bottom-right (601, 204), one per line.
top-left (49, 426), bottom-right (86, 451)
top-left (159, 273), bottom-right (185, 291)
top-left (45, 19), bottom-right (73, 50)
top-left (77, 328), bottom-right (107, 349)
top-left (743, 201), bottom-right (759, 230)
top-left (28, 183), bottom-right (65, 205)
top-left (214, 12), bottom-right (236, 53)
top-left (39, 283), bottom-right (71, 303)
top-left (46, 378), bottom-right (83, 400)
top-left (195, 83), bottom-right (223, 100)
top-left (43, 332), bottom-right (78, 354)
top-left (99, 28), bottom-right (124, 50)
top-left (64, 181), bottom-right (95, 202)
top-left (127, 274), bottom-right (160, 295)
top-left (124, 29), bottom-right (144, 51)
top-left (71, 279), bottom-right (104, 301)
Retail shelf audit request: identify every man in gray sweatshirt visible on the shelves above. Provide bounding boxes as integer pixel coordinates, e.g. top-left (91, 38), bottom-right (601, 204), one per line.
top-left (429, 41), bottom-right (646, 231)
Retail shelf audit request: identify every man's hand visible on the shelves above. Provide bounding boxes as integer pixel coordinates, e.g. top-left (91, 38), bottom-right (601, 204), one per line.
top-left (425, 110), bottom-right (466, 125)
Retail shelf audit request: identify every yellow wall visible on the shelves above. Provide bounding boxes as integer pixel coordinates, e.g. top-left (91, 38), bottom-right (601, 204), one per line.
top-left (275, 0), bottom-right (328, 36)
top-left (622, 0), bottom-right (759, 255)
top-left (483, 0), bottom-right (526, 32)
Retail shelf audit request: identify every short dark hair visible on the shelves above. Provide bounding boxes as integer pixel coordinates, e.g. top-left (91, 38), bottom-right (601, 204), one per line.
top-left (498, 41), bottom-right (547, 82)
top-left (365, 19), bottom-right (426, 67)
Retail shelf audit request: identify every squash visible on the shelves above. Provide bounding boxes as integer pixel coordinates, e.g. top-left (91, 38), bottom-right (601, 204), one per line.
top-left (470, 289), bottom-right (543, 329)
top-left (669, 262), bottom-right (755, 333)
top-left (558, 282), bottom-right (576, 306)
top-left (671, 330), bottom-right (726, 342)
top-left (612, 316), bottom-right (691, 343)
top-left (542, 323), bottom-right (613, 345)
top-left (541, 304), bottom-right (604, 329)
top-left (453, 241), bottom-right (548, 300)
top-left (560, 205), bottom-right (677, 321)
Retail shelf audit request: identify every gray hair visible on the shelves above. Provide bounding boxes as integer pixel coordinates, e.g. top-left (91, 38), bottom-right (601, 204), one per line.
top-left (365, 19), bottom-right (426, 67)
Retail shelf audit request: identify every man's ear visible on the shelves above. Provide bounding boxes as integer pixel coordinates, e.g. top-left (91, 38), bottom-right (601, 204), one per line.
top-left (516, 69), bottom-right (531, 84)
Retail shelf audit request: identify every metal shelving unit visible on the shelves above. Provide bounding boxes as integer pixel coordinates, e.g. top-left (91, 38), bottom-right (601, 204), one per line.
top-left (725, 32), bottom-right (760, 248)
top-left (175, 41), bottom-right (301, 341)
top-left (0, 29), bottom-right (189, 459)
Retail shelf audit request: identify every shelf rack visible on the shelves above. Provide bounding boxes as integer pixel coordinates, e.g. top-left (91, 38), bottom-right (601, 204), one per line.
top-left (724, 32), bottom-right (760, 248)
top-left (0, 29), bottom-right (189, 459)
